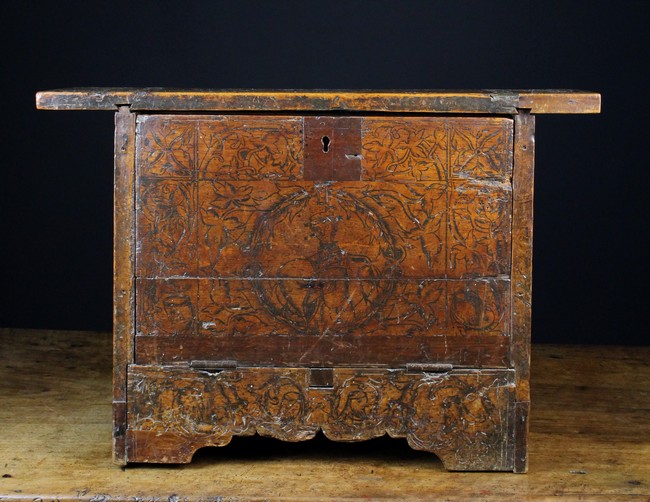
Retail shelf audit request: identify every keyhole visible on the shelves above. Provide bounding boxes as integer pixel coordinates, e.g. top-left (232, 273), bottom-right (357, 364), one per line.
top-left (321, 135), bottom-right (330, 153)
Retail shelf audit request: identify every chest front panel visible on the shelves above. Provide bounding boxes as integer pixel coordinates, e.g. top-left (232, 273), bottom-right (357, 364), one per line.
top-left (134, 114), bottom-right (513, 368)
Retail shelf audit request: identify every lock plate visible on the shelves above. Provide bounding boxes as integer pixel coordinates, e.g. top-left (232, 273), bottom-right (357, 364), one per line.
top-left (304, 116), bottom-right (362, 181)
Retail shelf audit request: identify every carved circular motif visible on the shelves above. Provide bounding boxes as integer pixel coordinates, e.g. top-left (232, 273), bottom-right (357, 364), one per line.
top-left (246, 186), bottom-right (403, 335)
top-left (261, 376), bottom-right (306, 422)
top-left (332, 378), bottom-right (381, 428)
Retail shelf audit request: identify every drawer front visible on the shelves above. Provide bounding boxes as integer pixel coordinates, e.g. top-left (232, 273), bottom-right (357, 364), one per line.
top-left (134, 115), bottom-right (513, 368)
top-left (126, 365), bottom-right (517, 470)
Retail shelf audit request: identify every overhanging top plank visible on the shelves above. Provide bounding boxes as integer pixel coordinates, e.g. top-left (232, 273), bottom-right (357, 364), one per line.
top-left (35, 88), bottom-right (600, 114)
top-left (516, 90), bottom-right (601, 114)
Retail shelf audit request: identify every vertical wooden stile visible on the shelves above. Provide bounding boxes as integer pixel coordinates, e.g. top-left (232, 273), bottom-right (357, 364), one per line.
top-left (511, 110), bottom-right (536, 473)
top-left (112, 106), bottom-right (136, 464)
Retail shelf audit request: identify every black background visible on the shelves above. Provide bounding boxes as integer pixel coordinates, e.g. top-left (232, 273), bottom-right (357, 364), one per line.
top-left (1, 1), bottom-right (648, 346)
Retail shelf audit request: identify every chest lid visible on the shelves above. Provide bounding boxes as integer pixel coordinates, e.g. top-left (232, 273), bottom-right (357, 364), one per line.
top-left (36, 88), bottom-right (601, 114)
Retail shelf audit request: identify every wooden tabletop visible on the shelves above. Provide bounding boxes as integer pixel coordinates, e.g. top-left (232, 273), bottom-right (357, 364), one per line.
top-left (1, 328), bottom-right (647, 500)
top-left (35, 89), bottom-right (601, 114)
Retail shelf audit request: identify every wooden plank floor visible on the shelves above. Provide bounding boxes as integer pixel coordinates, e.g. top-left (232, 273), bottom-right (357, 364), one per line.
top-left (1, 328), bottom-right (648, 501)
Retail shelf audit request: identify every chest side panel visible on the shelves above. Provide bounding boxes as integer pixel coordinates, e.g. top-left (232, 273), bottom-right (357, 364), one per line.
top-left (134, 114), bottom-right (513, 368)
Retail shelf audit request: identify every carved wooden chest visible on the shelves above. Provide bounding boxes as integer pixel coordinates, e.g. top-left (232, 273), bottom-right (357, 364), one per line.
top-left (37, 89), bottom-right (599, 472)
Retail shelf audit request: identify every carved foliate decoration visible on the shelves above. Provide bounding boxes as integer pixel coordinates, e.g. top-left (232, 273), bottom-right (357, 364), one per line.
top-left (128, 366), bottom-right (516, 470)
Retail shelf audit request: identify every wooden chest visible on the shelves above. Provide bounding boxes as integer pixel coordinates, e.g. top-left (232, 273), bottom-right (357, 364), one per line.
top-left (36, 89), bottom-right (600, 472)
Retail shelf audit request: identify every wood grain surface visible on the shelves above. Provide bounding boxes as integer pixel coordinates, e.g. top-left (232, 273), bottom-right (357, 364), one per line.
top-left (1, 328), bottom-right (647, 500)
top-left (123, 113), bottom-right (522, 467)
top-left (112, 106), bottom-right (136, 464)
top-left (511, 111), bottom-right (536, 471)
top-left (126, 366), bottom-right (516, 470)
top-left (133, 115), bottom-right (513, 371)
top-left (35, 89), bottom-right (601, 114)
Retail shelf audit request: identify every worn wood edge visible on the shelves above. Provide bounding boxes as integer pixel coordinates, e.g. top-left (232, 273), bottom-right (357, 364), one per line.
top-left (36, 89), bottom-right (516, 113)
top-left (510, 111), bottom-right (534, 474)
top-left (112, 106), bottom-right (136, 465)
top-left (36, 89), bottom-right (599, 114)
top-left (511, 111), bottom-right (535, 411)
top-left (518, 91), bottom-right (601, 114)
top-left (513, 401), bottom-right (530, 473)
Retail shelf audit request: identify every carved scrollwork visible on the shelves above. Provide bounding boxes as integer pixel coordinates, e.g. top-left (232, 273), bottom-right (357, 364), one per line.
top-left (128, 367), bottom-right (515, 470)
